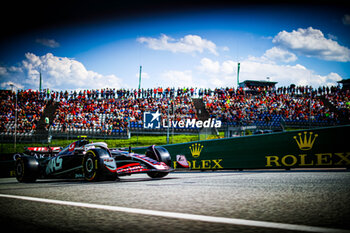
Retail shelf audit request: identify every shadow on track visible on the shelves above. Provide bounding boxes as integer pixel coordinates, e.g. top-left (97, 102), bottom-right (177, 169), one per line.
top-left (118, 177), bottom-right (178, 182)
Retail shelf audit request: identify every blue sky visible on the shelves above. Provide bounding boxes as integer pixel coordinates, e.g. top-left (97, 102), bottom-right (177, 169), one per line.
top-left (1, 3), bottom-right (349, 91)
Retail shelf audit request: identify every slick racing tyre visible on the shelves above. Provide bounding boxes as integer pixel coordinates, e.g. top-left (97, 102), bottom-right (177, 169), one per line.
top-left (15, 156), bottom-right (39, 183)
top-left (82, 150), bottom-right (100, 181)
top-left (82, 149), bottom-right (117, 181)
top-left (147, 171), bottom-right (169, 178)
top-left (145, 146), bottom-right (172, 179)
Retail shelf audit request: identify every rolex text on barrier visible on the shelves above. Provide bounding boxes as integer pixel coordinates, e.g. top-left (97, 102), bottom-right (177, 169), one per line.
top-left (265, 130), bottom-right (350, 168)
top-left (173, 143), bottom-right (224, 170)
top-left (132, 125), bottom-right (349, 170)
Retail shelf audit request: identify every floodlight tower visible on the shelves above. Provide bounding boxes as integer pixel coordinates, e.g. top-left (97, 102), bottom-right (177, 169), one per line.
top-left (138, 66), bottom-right (142, 90)
top-left (39, 70), bottom-right (42, 92)
top-left (237, 62), bottom-right (240, 86)
top-left (9, 84), bottom-right (17, 150)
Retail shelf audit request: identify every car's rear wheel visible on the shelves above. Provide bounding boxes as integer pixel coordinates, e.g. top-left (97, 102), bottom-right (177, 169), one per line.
top-left (15, 156), bottom-right (39, 183)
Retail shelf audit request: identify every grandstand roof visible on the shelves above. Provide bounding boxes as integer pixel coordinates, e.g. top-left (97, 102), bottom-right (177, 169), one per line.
top-left (338, 79), bottom-right (350, 90)
top-left (239, 80), bottom-right (278, 88)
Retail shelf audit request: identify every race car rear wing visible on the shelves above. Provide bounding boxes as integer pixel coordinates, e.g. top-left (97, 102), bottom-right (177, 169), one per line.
top-left (24, 146), bottom-right (62, 157)
top-left (25, 146), bottom-right (62, 153)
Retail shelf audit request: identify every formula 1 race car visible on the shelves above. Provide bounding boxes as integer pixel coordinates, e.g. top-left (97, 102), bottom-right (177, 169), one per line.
top-left (14, 138), bottom-right (189, 182)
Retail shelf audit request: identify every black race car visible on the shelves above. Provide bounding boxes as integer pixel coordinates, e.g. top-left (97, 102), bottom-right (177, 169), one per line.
top-left (15, 138), bottom-right (189, 182)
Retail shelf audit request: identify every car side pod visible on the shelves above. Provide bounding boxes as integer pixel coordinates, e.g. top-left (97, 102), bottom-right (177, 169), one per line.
top-left (175, 155), bottom-right (190, 169)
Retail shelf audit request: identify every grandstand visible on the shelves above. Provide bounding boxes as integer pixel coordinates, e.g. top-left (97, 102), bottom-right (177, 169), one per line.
top-left (0, 84), bottom-right (349, 142)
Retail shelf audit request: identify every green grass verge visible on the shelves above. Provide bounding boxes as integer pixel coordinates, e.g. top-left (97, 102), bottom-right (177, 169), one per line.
top-left (0, 134), bottom-right (201, 154)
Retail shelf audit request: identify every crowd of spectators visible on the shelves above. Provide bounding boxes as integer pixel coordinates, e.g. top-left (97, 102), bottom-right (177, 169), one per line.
top-left (1, 85), bottom-right (349, 137)
top-left (203, 85), bottom-right (348, 127)
top-left (324, 87), bottom-right (350, 122)
top-left (46, 87), bottom-right (200, 101)
top-left (51, 88), bottom-right (198, 134)
top-left (0, 90), bottom-right (46, 135)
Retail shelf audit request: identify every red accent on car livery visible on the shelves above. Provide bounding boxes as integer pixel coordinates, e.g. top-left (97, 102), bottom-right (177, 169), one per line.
top-left (116, 163), bottom-right (149, 174)
top-left (68, 142), bottom-right (76, 152)
top-left (26, 147), bottom-right (62, 152)
top-left (117, 163), bottom-right (141, 170)
top-left (131, 154), bottom-right (161, 165)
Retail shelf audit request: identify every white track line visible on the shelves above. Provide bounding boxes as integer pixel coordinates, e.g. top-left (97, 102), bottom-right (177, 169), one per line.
top-left (0, 193), bottom-right (349, 233)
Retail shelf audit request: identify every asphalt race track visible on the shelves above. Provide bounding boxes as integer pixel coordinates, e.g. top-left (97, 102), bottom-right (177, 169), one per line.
top-left (0, 170), bottom-right (350, 233)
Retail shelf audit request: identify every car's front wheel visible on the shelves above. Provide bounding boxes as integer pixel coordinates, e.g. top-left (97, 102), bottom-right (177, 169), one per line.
top-left (83, 152), bottom-right (97, 181)
top-left (82, 149), bottom-right (117, 181)
top-left (147, 171), bottom-right (169, 178)
top-left (145, 146), bottom-right (172, 179)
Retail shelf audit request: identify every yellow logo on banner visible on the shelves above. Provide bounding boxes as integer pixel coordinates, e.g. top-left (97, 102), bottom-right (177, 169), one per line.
top-left (266, 130), bottom-right (350, 167)
top-left (293, 132), bottom-right (318, 151)
top-left (189, 143), bottom-right (203, 158)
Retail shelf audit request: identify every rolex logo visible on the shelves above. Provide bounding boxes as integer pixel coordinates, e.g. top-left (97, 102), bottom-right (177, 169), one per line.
top-left (293, 132), bottom-right (318, 151)
top-left (189, 143), bottom-right (204, 158)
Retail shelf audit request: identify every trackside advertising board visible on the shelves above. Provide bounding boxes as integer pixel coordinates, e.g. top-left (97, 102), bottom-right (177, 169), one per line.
top-left (0, 125), bottom-right (349, 177)
top-left (134, 125), bottom-right (349, 170)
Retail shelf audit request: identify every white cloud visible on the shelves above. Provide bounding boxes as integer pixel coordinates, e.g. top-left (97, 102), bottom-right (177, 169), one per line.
top-left (239, 60), bottom-right (341, 87)
top-left (272, 27), bottom-right (350, 62)
top-left (0, 67), bottom-right (7, 76)
top-left (198, 58), bottom-right (239, 76)
top-left (137, 34), bottom-right (218, 55)
top-left (221, 60), bottom-right (236, 75)
top-left (327, 34), bottom-right (338, 41)
top-left (0, 81), bottom-right (24, 90)
top-left (195, 57), bottom-right (342, 88)
top-left (263, 47), bottom-right (298, 63)
top-left (221, 46), bottom-right (230, 52)
top-left (343, 14), bottom-right (350, 25)
top-left (0, 53), bottom-right (123, 91)
top-left (197, 58), bottom-right (220, 74)
top-left (161, 70), bottom-right (195, 87)
top-left (35, 38), bottom-right (60, 48)
top-left (136, 71), bottom-right (150, 80)
top-left (247, 47), bottom-right (297, 64)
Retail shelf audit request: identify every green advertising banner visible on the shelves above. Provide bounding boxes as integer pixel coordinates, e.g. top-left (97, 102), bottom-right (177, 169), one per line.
top-left (134, 125), bottom-right (350, 170)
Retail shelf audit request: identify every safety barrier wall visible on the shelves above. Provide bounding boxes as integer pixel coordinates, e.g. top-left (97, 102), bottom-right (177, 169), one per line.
top-left (0, 154), bottom-right (16, 177)
top-left (134, 125), bottom-right (350, 170)
top-left (0, 125), bottom-right (349, 177)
